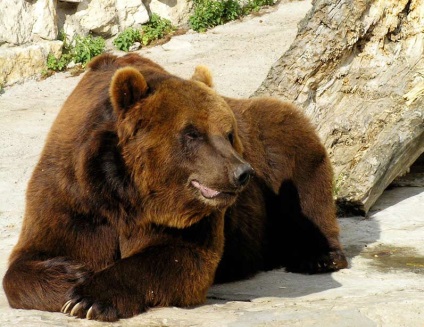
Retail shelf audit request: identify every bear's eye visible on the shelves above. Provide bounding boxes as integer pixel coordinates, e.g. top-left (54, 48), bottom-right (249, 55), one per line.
top-left (227, 132), bottom-right (235, 146)
top-left (183, 126), bottom-right (203, 142)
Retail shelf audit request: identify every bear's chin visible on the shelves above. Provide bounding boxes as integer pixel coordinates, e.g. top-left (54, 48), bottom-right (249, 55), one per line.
top-left (190, 180), bottom-right (238, 210)
top-left (198, 194), bottom-right (238, 210)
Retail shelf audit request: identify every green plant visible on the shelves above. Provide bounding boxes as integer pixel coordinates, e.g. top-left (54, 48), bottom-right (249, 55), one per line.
top-left (46, 30), bottom-right (73, 71)
top-left (46, 32), bottom-right (105, 73)
top-left (72, 34), bottom-right (105, 66)
top-left (141, 13), bottom-right (175, 46)
top-left (333, 173), bottom-right (347, 197)
top-left (189, 0), bottom-right (242, 32)
top-left (58, 29), bottom-right (70, 50)
top-left (243, 0), bottom-right (275, 14)
top-left (46, 53), bottom-right (72, 71)
top-left (189, 0), bottom-right (276, 32)
top-left (223, 0), bottom-right (243, 21)
top-left (113, 27), bottom-right (142, 52)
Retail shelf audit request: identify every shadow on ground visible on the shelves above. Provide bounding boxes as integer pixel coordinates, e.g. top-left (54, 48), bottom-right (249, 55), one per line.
top-left (207, 188), bottom-right (424, 302)
top-left (207, 212), bottom-right (380, 302)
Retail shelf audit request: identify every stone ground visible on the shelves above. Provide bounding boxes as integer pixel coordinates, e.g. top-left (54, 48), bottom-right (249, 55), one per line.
top-left (0, 1), bottom-right (423, 326)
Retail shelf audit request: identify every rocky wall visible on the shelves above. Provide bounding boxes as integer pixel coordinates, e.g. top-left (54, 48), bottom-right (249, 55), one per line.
top-left (0, 0), bottom-right (193, 86)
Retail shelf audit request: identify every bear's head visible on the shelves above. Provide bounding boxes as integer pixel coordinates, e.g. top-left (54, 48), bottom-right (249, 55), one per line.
top-left (109, 63), bottom-right (253, 228)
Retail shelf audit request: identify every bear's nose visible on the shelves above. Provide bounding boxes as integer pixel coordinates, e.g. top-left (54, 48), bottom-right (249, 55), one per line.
top-left (233, 163), bottom-right (254, 187)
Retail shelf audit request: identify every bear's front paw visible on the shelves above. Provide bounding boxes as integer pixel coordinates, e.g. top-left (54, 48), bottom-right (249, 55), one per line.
top-left (61, 298), bottom-right (129, 322)
top-left (285, 250), bottom-right (348, 274)
top-left (62, 279), bottom-right (146, 321)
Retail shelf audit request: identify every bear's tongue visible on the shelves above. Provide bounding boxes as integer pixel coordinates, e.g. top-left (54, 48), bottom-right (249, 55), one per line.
top-left (191, 180), bottom-right (221, 199)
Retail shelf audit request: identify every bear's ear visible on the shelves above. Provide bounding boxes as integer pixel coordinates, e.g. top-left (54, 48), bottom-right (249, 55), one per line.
top-left (191, 65), bottom-right (214, 88)
top-left (88, 53), bottom-right (117, 71)
top-left (110, 67), bottom-right (148, 113)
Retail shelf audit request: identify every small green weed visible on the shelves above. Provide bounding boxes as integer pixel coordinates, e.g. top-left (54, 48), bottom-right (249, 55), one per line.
top-left (141, 13), bottom-right (175, 46)
top-left (113, 27), bottom-right (142, 52)
top-left (113, 15), bottom-right (175, 52)
top-left (243, 0), bottom-right (275, 14)
top-left (46, 53), bottom-right (72, 71)
top-left (189, 0), bottom-right (276, 32)
top-left (46, 30), bottom-right (73, 71)
top-left (46, 32), bottom-right (105, 72)
top-left (72, 35), bottom-right (105, 65)
top-left (189, 0), bottom-right (242, 32)
top-left (333, 173), bottom-right (347, 198)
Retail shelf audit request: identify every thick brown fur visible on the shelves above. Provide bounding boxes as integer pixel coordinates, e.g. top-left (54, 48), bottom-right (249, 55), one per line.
top-left (192, 66), bottom-right (347, 280)
top-left (3, 54), bottom-right (347, 322)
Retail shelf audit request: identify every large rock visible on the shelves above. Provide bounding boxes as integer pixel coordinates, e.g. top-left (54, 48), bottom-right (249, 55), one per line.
top-left (0, 0), bottom-right (186, 46)
top-left (145, 0), bottom-right (193, 26)
top-left (0, 0), bottom-right (187, 86)
top-left (0, 0), bottom-right (58, 45)
top-left (117, 0), bottom-right (151, 30)
top-left (60, 0), bottom-right (149, 38)
top-left (255, 0), bottom-right (424, 214)
top-left (79, 0), bottom-right (118, 36)
top-left (0, 41), bottom-right (62, 86)
top-left (32, 0), bottom-right (58, 41)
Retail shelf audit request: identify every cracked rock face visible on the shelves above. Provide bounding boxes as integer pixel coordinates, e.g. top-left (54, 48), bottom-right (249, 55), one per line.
top-left (0, 41), bottom-right (63, 86)
top-left (59, 0), bottom-right (150, 38)
top-left (0, 0), bottom-right (190, 48)
top-left (0, 0), bottom-right (58, 45)
top-left (255, 0), bottom-right (424, 214)
top-left (0, 0), bottom-right (190, 86)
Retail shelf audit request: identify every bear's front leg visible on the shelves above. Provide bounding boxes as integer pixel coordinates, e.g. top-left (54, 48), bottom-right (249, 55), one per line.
top-left (62, 240), bottom-right (222, 321)
top-left (281, 151), bottom-right (348, 274)
top-left (3, 255), bottom-right (91, 312)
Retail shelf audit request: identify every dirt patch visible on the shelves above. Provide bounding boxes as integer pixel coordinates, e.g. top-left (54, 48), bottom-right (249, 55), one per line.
top-left (360, 244), bottom-right (424, 274)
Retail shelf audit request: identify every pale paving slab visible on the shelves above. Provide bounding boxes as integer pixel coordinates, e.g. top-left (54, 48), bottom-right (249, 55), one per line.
top-left (1, 1), bottom-right (423, 326)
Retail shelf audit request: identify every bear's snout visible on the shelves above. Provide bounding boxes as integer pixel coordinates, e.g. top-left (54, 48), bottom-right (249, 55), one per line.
top-left (232, 163), bottom-right (254, 187)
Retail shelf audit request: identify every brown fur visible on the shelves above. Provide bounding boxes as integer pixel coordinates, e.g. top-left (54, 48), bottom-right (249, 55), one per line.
top-left (3, 54), bottom-right (347, 322)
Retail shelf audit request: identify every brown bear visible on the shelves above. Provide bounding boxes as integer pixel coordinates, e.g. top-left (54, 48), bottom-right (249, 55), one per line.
top-left (3, 53), bottom-right (347, 322)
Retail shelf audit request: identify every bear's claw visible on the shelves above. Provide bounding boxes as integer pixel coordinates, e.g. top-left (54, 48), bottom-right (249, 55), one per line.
top-left (61, 300), bottom-right (72, 314)
top-left (62, 300), bottom-right (94, 319)
top-left (70, 302), bottom-right (83, 316)
top-left (285, 250), bottom-right (348, 274)
top-left (86, 306), bottom-right (94, 320)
